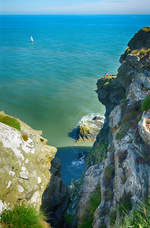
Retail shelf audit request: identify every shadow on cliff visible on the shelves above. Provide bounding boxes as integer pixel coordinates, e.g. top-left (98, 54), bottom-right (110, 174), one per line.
top-left (41, 146), bottom-right (91, 228)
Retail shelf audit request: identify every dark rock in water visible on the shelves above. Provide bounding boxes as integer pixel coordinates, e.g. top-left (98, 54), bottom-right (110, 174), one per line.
top-left (77, 151), bottom-right (87, 160)
top-left (69, 114), bottom-right (104, 142)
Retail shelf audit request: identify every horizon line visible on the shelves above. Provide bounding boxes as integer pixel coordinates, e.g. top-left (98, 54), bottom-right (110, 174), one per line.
top-left (0, 13), bottom-right (150, 16)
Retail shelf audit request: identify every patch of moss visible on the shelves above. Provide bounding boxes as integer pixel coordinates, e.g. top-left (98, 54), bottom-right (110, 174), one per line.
top-left (142, 27), bottom-right (150, 32)
top-left (86, 141), bottom-right (108, 166)
top-left (79, 125), bottom-right (91, 137)
top-left (0, 204), bottom-right (50, 228)
top-left (141, 95), bottom-right (150, 111)
top-left (131, 49), bottom-right (139, 55)
top-left (131, 48), bottom-right (150, 56)
top-left (22, 134), bottom-right (28, 141)
top-left (0, 115), bottom-right (21, 131)
top-left (79, 187), bottom-right (101, 228)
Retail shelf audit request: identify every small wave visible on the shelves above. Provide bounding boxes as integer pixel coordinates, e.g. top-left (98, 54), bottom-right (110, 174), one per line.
top-left (71, 156), bottom-right (85, 167)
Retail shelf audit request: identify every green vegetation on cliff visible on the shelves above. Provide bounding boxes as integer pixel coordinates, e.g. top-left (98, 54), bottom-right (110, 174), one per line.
top-left (142, 27), bottom-right (150, 32)
top-left (79, 187), bottom-right (101, 228)
top-left (141, 95), bottom-right (150, 111)
top-left (114, 197), bottom-right (150, 228)
top-left (0, 114), bottom-right (21, 131)
top-left (0, 205), bottom-right (50, 228)
top-left (86, 141), bottom-right (108, 166)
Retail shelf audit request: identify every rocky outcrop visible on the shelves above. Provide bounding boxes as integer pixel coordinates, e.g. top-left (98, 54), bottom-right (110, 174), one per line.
top-left (0, 111), bottom-right (57, 214)
top-left (70, 114), bottom-right (104, 142)
top-left (71, 27), bottom-right (150, 228)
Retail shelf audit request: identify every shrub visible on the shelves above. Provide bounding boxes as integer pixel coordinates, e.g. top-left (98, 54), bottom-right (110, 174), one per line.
top-left (0, 205), bottom-right (50, 228)
top-left (0, 115), bottom-right (21, 131)
top-left (141, 95), bottom-right (150, 111)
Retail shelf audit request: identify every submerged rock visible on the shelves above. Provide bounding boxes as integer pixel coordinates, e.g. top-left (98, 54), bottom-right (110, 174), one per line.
top-left (70, 114), bottom-right (104, 142)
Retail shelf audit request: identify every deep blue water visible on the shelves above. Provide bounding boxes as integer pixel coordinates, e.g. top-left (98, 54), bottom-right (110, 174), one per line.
top-left (0, 15), bottom-right (150, 184)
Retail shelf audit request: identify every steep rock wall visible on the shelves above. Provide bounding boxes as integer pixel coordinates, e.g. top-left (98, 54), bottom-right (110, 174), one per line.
top-left (76, 27), bottom-right (150, 228)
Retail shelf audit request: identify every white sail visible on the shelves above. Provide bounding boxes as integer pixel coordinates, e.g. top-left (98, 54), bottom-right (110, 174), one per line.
top-left (30, 36), bottom-right (34, 42)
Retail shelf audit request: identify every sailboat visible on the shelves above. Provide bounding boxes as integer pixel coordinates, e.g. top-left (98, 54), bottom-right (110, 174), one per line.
top-left (30, 36), bottom-right (34, 43)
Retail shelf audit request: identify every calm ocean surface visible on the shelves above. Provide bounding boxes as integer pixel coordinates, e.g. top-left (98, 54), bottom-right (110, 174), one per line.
top-left (0, 15), bottom-right (150, 184)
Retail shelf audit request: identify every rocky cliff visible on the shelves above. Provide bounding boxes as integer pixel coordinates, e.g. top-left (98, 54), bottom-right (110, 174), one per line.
top-left (71, 27), bottom-right (150, 228)
top-left (0, 111), bottom-right (58, 214)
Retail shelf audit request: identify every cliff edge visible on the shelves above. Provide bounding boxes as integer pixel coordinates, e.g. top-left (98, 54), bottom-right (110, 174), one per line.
top-left (74, 27), bottom-right (150, 228)
top-left (0, 111), bottom-right (57, 214)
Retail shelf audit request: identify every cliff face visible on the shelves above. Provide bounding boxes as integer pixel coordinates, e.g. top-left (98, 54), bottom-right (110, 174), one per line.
top-left (76, 27), bottom-right (150, 228)
top-left (0, 111), bottom-right (57, 214)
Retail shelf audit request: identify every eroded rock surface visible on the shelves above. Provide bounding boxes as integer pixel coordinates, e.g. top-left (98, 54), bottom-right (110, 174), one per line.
top-left (0, 111), bottom-right (57, 213)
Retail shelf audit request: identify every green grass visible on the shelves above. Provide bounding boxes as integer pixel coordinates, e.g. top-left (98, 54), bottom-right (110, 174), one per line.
top-left (0, 205), bottom-right (49, 228)
top-left (79, 187), bottom-right (101, 228)
top-left (0, 114), bottom-right (21, 131)
top-left (114, 197), bottom-right (150, 228)
top-left (141, 95), bottom-right (150, 111)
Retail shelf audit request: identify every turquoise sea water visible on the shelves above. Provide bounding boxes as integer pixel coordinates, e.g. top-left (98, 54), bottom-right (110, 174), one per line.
top-left (0, 15), bottom-right (150, 184)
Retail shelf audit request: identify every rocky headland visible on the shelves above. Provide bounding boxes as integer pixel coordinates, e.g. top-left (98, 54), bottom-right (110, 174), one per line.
top-left (65, 27), bottom-right (150, 228)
